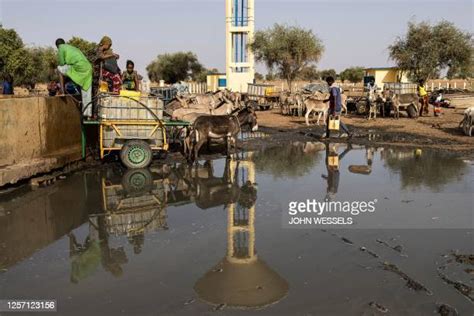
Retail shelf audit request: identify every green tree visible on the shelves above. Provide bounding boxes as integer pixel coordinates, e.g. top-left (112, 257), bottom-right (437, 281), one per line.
top-left (0, 27), bottom-right (24, 79)
top-left (67, 37), bottom-right (97, 63)
top-left (146, 52), bottom-right (205, 83)
top-left (250, 24), bottom-right (324, 91)
top-left (339, 67), bottom-right (365, 83)
top-left (389, 20), bottom-right (473, 82)
top-left (318, 69), bottom-right (337, 81)
top-left (27, 47), bottom-right (58, 83)
top-left (298, 65), bottom-right (319, 81)
top-left (5, 48), bottom-right (36, 87)
top-left (194, 67), bottom-right (219, 83)
top-left (0, 27), bottom-right (59, 87)
top-left (265, 72), bottom-right (279, 81)
top-left (254, 72), bottom-right (264, 81)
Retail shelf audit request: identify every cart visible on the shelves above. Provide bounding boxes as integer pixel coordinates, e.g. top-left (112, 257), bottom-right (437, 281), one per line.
top-left (383, 83), bottom-right (419, 118)
top-left (100, 93), bottom-right (168, 169)
top-left (247, 83), bottom-right (280, 111)
top-left (82, 93), bottom-right (191, 169)
top-left (150, 87), bottom-right (178, 107)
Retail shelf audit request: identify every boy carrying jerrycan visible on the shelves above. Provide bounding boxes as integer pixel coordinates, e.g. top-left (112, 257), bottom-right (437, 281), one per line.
top-left (322, 76), bottom-right (352, 138)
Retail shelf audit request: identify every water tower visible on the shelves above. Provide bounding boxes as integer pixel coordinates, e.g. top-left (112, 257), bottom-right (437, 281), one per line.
top-left (225, 0), bottom-right (255, 93)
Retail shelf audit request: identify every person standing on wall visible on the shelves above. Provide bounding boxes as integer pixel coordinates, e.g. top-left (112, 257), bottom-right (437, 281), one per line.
top-left (55, 38), bottom-right (93, 117)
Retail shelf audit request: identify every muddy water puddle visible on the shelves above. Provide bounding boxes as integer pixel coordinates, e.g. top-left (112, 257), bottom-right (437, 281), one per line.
top-left (0, 143), bottom-right (472, 315)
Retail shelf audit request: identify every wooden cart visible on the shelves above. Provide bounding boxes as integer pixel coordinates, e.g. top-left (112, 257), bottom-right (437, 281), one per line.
top-left (246, 83), bottom-right (280, 111)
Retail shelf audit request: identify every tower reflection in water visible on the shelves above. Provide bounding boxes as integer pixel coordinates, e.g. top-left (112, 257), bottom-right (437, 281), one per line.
top-left (69, 158), bottom-right (288, 309)
top-left (194, 154), bottom-right (289, 310)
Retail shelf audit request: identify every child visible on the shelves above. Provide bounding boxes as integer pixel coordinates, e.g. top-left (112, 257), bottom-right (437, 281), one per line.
top-left (122, 60), bottom-right (140, 92)
top-left (433, 93), bottom-right (443, 117)
top-left (47, 80), bottom-right (60, 96)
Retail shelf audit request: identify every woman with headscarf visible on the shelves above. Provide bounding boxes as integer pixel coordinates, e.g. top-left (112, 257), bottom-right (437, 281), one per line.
top-left (95, 36), bottom-right (122, 94)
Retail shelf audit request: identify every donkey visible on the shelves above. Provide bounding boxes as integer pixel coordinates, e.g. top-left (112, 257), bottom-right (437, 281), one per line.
top-left (185, 108), bottom-right (258, 161)
top-left (172, 97), bottom-right (235, 124)
top-left (304, 92), bottom-right (330, 126)
top-left (368, 92), bottom-right (385, 120)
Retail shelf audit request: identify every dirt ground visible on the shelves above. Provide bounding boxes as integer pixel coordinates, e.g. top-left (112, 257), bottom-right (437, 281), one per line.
top-left (255, 106), bottom-right (474, 155)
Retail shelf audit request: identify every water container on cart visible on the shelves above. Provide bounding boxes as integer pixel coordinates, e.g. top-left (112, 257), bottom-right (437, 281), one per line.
top-left (97, 93), bottom-right (167, 169)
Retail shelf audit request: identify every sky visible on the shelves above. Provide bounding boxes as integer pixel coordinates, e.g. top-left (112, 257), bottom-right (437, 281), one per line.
top-left (1, 0), bottom-right (473, 79)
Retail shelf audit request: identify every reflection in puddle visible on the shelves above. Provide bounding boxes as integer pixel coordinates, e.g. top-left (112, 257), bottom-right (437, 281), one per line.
top-left (194, 157), bottom-right (289, 309)
top-left (253, 142), bottom-right (324, 178)
top-left (239, 131), bottom-right (270, 140)
top-left (0, 143), bottom-right (472, 315)
top-left (66, 156), bottom-right (289, 309)
top-left (381, 148), bottom-right (468, 191)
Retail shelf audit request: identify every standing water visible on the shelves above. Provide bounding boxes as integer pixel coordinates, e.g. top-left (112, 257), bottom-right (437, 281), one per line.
top-left (0, 143), bottom-right (472, 315)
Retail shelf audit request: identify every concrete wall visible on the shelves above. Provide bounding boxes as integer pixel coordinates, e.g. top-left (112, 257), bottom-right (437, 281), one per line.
top-left (0, 96), bottom-right (82, 185)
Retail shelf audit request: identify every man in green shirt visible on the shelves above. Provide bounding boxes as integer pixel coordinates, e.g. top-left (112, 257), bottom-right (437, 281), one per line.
top-left (55, 38), bottom-right (93, 117)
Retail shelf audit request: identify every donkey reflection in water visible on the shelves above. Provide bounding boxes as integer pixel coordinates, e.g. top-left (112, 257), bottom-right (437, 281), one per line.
top-left (185, 107), bottom-right (258, 161)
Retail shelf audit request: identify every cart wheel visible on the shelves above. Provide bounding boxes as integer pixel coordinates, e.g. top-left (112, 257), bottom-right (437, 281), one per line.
top-left (407, 104), bottom-right (418, 118)
top-left (356, 102), bottom-right (367, 115)
top-left (122, 168), bottom-right (153, 196)
top-left (120, 140), bottom-right (153, 169)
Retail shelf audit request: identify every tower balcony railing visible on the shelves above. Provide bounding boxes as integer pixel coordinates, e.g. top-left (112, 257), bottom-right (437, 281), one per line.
top-left (232, 17), bottom-right (249, 26)
top-left (226, 17), bottom-right (253, 26)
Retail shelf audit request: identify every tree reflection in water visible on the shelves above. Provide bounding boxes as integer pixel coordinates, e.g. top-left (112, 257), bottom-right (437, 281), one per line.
top-left (252, 142), bottom-right (324, 178)
top-left (381, 149), bottom-right (467, 191)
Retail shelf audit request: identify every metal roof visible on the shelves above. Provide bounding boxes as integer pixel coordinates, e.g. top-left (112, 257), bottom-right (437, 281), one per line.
top-left (365, 67), bottom-right (400, 71)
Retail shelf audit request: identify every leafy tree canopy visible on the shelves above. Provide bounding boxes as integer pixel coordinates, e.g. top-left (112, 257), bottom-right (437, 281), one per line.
top-left (0, 27), bottom-right (24, 73)
top-left (1, 28), bottom-right (94, 87)
top-left (250, 24), bottom-right (324, 91)
top-left (339, 67), bottom-right (365, 83)
top-left (389, 20), bottom-right (473, 81)
top-left (146, 51), bottom-right (205, 83)
top-left (318, 69), bottom-right (337, 81)
top-left (254, 72), bottom-right (264, 81)
top-left (67, 37), bottom-right (97, 63)
top-left (298, 65), bottom-right (319, 81)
